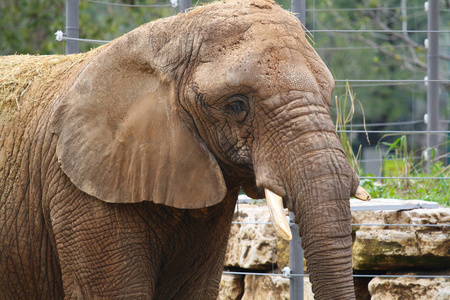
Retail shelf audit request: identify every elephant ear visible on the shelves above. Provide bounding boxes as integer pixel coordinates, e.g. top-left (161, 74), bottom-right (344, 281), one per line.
top-left (50, 42), bottom-right (227, 209)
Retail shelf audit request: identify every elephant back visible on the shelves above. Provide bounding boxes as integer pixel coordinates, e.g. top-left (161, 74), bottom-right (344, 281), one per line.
top-left (0, 52), bottom-right (96, 123)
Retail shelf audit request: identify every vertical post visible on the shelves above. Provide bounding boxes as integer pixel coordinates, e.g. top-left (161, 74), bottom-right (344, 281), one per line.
top-left (291, 0), bottom-right (306, 25)
top-left (426, 0), bottom-right (440, 168)
top-left (289, 3), bottom-right (306, 297)
top-left (289, 212), bottom-right (304, 300)
top-left (65, 0), bottom-right (79, 54)
top-left (179, 0), bottom-right (192, 13)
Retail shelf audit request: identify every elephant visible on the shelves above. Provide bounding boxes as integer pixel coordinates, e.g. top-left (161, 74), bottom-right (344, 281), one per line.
top-left (0, 0), bottom-right (371, 299)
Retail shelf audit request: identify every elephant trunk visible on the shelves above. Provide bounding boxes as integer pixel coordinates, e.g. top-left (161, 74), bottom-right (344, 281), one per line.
top-left (281, 146), bottom-right (357, 299)
top-left (254, 137), bottom-right (359, 299)
top-left (294, 174), bottom-right (355, 299)
top-left (249, 90), bottom-right (373, 298)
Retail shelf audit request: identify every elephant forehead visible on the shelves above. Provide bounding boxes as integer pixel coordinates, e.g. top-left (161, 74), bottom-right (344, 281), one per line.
top-left (193, 15), bottom-right (332, 99)
top-left (193, 44), bottom-right (320, 101)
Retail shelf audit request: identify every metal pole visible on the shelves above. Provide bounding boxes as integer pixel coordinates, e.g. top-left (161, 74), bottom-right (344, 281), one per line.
top-left (291, 0), bottom-right (306, 25)
top-left (289, 212), bottom-right (304, 300)
top-left (426, 0), bottom-right (440, 168)
top-left (289, 1), bottom-right (306, 297)
top-left (65, 0), bottom-right (79, 54)
top-left (179, 0), bottom-right (191, 13)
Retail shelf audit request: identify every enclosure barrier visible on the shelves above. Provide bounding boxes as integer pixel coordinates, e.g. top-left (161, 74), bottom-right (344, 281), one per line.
top-left (57, 0), bottom-right (192, 54)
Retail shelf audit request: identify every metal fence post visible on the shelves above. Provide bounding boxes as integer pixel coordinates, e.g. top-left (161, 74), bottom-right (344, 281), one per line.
top-left (65, 0), bottom-right (79, 54)
top-left (289, 1), bottom-right (306, 296)
top-left (291, 0), bottom-right (306, 25)
top-left (289, 212), bottom-right (304, 300)
top-left (426, 0), bottom-right (440, 169)
top-left (179, 0), bottom-right (191, 13)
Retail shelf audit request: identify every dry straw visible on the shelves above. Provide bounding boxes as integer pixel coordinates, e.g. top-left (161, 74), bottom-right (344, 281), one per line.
top-left (0, 53), bottom-right (90, 115)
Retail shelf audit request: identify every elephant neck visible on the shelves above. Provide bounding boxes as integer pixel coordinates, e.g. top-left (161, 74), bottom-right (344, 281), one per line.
top-left (189, 189), bottom-right (239, 220)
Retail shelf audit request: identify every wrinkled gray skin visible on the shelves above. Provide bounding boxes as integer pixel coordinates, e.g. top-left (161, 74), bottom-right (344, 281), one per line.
top-left (0, 0), bottom-right (361, 299)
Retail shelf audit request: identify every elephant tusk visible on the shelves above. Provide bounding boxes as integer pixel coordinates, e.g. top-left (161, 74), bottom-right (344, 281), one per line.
top-left (354, 186), bottom-right (371, 201)
top-left (265, 189), bottom-right (292, 241)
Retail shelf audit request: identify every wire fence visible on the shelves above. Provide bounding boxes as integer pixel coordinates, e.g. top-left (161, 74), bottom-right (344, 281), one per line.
top-left (222, 271), bottom-right (450, 279)
top-left (85, 0), bottom-right (174, 7)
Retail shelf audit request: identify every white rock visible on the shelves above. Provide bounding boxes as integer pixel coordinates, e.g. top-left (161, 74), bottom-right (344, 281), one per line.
top-left (369, 272), bottom-right (450, 300)
top-left (351, 199), bottom-right (450, 270)
top-left (239, 274), bottom-right (314, 300)
top-left (224, 204), bottom-right (279, 270)
top-left (242, 274), bottom-right (289, 300)
top-left (218, 274), bottom-right (244, 300)
top-left (222, 199), bottom-right (450, 298)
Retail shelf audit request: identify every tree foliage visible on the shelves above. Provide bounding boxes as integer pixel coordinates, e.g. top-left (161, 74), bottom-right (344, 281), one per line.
top-left (307, 0), bottom-right (449, 150)
top-left (0, 0), bottom-right (66, 54)
top-left (0, 0), bottom-right (175, 55)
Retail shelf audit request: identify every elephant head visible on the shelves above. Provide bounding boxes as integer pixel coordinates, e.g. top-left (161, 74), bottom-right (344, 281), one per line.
top-left (51, 0), bottom-right (370, 298)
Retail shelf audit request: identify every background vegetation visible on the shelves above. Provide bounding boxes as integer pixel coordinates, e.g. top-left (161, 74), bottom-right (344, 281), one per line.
top-left (0, 0), bottom-right (448, 202)
top-left (309, 0), bottom-right (449, 151)
top-left (0, 0), bottom-right (177, 54)
top-left (336, 84), bottom-right (449, 205)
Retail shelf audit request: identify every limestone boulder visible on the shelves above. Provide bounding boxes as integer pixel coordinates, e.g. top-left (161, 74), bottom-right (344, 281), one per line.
top-left (222, 199), bottom-right (449, 299)
top-left (353, 230), bottom-right (450, 270)
top-left (351, 200), bottom-right (450, 270)
top-left (304, 277), bottom-right (314, 300)
top-left (218, 274), bottom-right (244, 300)
top-left (242, 274), bottom-right (289, 300)
top-left (350, 198), bottom-right (446, 229)
top-left (240, 274), bottom-right (314, 300)
top-left (368, 271), bottom-right (450, 300)
top-left (276, 237), bottom-right (308, 272)
top-left (224, 204), bottom-right (279, 270)
top-left (218, 272), bottom-right (315, 300)
top-left (276, 237), bottom-right (289, 270)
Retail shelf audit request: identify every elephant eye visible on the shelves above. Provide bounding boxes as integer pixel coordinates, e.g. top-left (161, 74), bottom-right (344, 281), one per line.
top-left (227, 96), bottom-right (248, 122)
top-left (230, 101), bottom-right (245, 114)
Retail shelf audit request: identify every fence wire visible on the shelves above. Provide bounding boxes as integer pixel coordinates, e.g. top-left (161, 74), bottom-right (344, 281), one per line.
top-left (305, 6), bottom-right (425, 12)
top-left (85, 0), bottom-right (173, 7)
top-left (337, 130), bottom-right (449, 134)
top-left (232, 221), bottom-right (450, 228)
top-left (223, 271), bottom-right (450, 279)
top-left (311, 29), bottom-right (450, 33)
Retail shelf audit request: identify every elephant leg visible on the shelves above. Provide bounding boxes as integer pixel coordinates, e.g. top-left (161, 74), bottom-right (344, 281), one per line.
top-left (154, 236), bottom-right (229, 300)
top-left (49, 190), bottom-right (161, 299)
top-left (0, 196), bottom-right (64, 299)
top-left (154, 193), bottom-right (238, 300)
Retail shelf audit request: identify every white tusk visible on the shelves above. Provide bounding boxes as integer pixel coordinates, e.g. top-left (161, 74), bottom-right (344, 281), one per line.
top-left (265, 189), bottom-right (292, 241)
top-left (354, 186), bottom-right (371, 201)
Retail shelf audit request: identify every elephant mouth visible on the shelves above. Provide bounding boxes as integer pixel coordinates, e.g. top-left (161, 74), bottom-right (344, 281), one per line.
top-left (265, 186), bottom-right (371, 241)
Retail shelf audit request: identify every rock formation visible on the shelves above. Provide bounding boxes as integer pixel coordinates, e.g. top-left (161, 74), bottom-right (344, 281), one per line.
top-left (219, 199), bottom-right (449, 299)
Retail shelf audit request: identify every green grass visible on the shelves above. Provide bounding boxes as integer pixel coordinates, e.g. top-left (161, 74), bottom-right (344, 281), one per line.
top-left (361, 160), bottom-right (449, 206)
top-left (334, 83), bottom-right (450, 207)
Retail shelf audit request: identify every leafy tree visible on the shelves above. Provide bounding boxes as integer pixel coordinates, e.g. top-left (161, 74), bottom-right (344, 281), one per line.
top-left (0, 0), bottom-right (176, 55)
top-left (307, 0), bottom-right (449, 152)
top-left (0, 0), bottom-right (66, 54)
